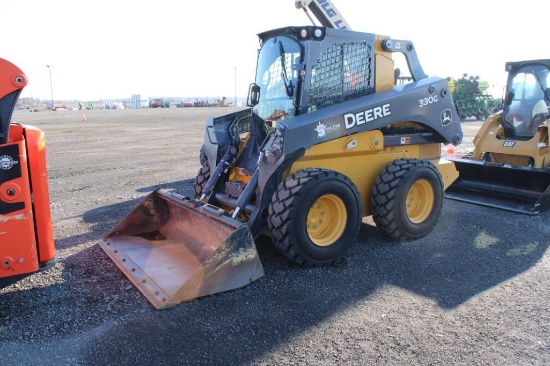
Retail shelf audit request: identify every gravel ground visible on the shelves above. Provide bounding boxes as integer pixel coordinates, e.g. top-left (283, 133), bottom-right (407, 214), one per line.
top-left (1, 108), bottom-right (549, 365)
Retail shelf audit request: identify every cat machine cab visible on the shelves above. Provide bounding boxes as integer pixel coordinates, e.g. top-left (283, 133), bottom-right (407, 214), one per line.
top-left (446, 59), bottom-right (550, 214)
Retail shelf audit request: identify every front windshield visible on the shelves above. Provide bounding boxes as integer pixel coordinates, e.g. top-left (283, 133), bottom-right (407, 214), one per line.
top-left (504, 64), bottom-right (550, 137)
top-left (254, 36), bottom-right (301, 124)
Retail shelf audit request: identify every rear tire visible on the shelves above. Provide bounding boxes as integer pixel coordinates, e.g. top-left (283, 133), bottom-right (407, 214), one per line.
top-left (371, 159), bottom-right (443, 241)
top-left (268, 168), bottom-right (362, 267)
top-left (193, 163), bottom-right (211, 198)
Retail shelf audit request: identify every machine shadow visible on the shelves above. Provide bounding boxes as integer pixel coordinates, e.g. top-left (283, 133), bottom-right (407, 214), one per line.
top-left (79, 178), bottom-right (197, 237)
top-left (73, 188), bottom-right (548, 364)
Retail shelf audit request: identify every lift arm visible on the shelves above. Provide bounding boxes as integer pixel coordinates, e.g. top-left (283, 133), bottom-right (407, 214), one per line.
top-left (0, 59), bottom-right (28, 144)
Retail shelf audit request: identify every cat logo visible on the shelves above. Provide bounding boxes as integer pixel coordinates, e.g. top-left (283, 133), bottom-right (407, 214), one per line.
top-left (502, 141), bottom-right (516, 147)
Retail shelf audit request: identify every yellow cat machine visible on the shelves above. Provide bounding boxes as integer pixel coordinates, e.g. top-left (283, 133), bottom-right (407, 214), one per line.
top-left (445, 59), bottom-right (550, 214)
top-left (0, 58), bottom-right (57, 287)
top-left (100, 0), bottom-right (463, 309)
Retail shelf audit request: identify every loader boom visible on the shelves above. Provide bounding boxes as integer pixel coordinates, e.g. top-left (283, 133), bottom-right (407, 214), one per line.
top-left (0, 59), bottom-right (27, 144)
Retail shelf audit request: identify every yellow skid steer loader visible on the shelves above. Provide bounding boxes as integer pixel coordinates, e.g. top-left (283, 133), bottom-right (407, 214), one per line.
top-left (445, 59), bottom-right (550, 214)
top-left (100, 0), bottom-right (463, 309)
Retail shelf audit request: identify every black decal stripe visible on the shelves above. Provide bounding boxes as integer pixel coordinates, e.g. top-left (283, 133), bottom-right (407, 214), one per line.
top-left (0, 144), bottom-right (22, 184)
top-left (0, 201), bottom-right (25, 215)
top-left (0, 144), bottom-right (25, 214)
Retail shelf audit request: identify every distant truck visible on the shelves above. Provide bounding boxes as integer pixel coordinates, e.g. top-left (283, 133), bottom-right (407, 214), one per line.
top-left (149, 99), bottom-right (170, 108)
top-left (180, 101), bottom-right (194, 108)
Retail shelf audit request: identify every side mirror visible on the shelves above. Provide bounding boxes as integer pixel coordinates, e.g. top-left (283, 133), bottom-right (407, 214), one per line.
top-left (504, 91), bottom-right (514, 106)
top-left (247, 83), bottom-right (260, 107)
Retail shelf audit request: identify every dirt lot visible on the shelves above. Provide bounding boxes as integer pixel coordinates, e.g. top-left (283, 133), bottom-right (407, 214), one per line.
top-left (1, 108), bottom-right (549, 365)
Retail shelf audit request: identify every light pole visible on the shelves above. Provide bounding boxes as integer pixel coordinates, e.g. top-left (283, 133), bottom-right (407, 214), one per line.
top-left (46, 65), bottom-right (53, 110)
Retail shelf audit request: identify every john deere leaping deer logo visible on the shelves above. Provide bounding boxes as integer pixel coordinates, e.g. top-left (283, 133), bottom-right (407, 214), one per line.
top-left (441, 109), bottom-right (452, 126)
top-left (0, 155), bottom-right (18, 170)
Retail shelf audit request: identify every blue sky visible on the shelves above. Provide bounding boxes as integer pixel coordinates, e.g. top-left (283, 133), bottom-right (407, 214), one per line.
top-left (2, 0), bottom-right (548, 101)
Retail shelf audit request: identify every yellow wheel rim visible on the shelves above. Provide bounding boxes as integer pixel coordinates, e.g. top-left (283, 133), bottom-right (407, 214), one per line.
top-left (306, 194), bottom-right (347, 246)
top-left (406, 179), bottom-right (434, 223)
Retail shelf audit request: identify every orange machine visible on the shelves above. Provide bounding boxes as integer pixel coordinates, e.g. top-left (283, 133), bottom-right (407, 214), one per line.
top-left (0, 58), bottom-right (57, 286)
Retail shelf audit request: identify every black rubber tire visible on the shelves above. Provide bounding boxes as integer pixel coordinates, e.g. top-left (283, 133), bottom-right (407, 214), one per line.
top-left (371, 159), bottom-right (443, 241)
top-left (193, 163), bottom-right (211, 198)
top-left (268, 168), bottom-right (362, 267)
top-left (199, 145), bottom-right (207, 166)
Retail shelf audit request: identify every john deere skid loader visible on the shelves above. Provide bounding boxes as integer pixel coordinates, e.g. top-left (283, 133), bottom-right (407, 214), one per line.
top-left (445, 59), bottom-right (550, 214)
top-left (100, 0), bottom-right (463, 309)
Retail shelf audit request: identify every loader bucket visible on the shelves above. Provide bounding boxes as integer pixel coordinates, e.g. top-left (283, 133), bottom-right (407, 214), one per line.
top-left (445, 159), bottom-right (550, 215)
top-left (99, 189), bottom-right (264, 309)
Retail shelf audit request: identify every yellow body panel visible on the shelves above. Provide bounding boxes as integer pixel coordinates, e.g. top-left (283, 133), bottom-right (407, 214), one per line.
top-left (375, 35), bottom-right (395, 92)
top-left (473, 114), bottom-right (550, 168)
top-left (289, 130), bottom-right (458, 216)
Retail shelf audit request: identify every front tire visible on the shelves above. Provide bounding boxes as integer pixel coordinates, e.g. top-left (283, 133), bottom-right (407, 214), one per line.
top-left (371, 159), bottom-right (443, 241)
top-left (268, 168), bottom-right (362, 267)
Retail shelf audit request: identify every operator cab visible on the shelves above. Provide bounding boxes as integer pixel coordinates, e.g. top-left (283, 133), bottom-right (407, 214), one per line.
top-left (502, 61), bottom-right (550, 138)
top-left (251, 32), bottom-right (301, 130)
top-left (247, 26), bottom-right (375, 136)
